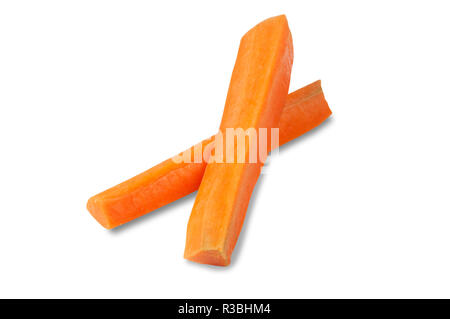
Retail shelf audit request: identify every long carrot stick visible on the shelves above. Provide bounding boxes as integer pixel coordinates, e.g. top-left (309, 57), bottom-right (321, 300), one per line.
top-left (87, 80), bottom-right (331, 229)
top-left (184, 15), bottom-right (294, 266)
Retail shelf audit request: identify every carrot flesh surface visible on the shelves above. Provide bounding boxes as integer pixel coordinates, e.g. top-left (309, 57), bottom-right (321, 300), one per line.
top-left (184, 15), bottom-right (294, 266)
top-left (280, 80), bottom-right (331, 145)
top-left (87, 80), bottom-right (330, 230)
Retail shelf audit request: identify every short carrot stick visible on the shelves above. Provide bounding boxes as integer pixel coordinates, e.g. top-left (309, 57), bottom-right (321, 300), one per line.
top-left (87, 80), bottom-right (331, 229)
top-left (184, 15), bottom-right (294, 266)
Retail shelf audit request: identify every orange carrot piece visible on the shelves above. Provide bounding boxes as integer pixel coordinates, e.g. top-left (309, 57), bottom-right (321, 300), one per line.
top-left (87, 80), bottom-right (330, 230)
top-left (279, 80), bottom-right (331, 146)
top-left (184, 15), bottom-right (294, 266)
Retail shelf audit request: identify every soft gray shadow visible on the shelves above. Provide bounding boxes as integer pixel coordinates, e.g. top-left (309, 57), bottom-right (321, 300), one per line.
top-left (227, 173), bottom-right (266, 268)
top-left (109, 191), bottom-right (197, 234)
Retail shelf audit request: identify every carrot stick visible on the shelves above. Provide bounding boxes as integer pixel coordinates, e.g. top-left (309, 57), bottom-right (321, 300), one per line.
top-left (87, 80), bottom-right (331, 229)
top-left (184, 15), bottom-right (294, 266)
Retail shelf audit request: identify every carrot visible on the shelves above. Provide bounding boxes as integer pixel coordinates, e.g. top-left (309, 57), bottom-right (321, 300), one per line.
top-left (184, 15), bottom-right (294, 266)
top-left (87, 81), bottom-right (330, 230)
top-left (279, 80), bottom-right (331, 145)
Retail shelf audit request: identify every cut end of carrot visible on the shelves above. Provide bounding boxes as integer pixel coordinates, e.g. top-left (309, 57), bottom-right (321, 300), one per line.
top-left (184, 249), bottom-right (230, 267)
top-left (87, 197), bottom-right (112, 229)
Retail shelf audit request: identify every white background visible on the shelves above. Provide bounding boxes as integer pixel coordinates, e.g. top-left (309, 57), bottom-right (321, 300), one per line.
top-left (1, 1), bottom-right (449, 298)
